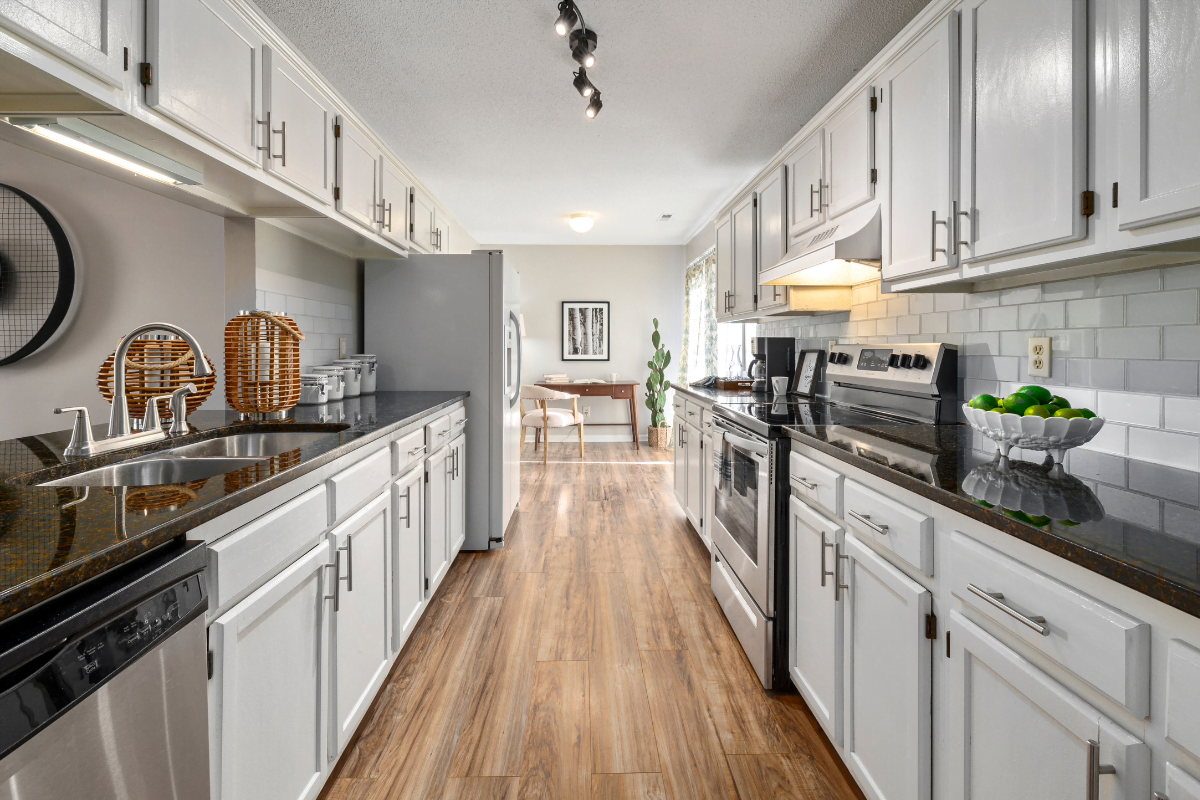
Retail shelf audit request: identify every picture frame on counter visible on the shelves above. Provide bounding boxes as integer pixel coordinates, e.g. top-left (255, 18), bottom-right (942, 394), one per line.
top-left (561, 300), bottom-right (610, 361)
top-left (790, 348), bottom-right (824, 397)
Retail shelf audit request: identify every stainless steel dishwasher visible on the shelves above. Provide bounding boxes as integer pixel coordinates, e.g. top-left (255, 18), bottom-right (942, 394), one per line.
top-left (0, 539), bottom-right (209, 800)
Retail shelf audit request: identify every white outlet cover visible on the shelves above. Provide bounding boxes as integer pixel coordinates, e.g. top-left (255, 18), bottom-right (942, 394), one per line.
top-left (1027, 337), bottom-right (1051, 378)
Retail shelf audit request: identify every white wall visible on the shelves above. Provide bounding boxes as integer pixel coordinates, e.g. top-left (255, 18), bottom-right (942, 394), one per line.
top-left (485, 244), bottom-right (685, 440)
top-left (0, 139), bottom-right (226, 440)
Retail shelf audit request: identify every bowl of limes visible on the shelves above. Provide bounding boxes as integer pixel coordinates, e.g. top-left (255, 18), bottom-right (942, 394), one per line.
top-left (961, 385), bottom-right (1105, 465)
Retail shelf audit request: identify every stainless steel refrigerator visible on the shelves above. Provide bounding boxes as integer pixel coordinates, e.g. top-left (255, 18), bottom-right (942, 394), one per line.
top-left (364, 250), bottom-right (521, 550)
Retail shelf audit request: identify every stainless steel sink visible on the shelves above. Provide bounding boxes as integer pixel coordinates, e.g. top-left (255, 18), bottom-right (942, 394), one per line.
top-left (156, 431), bottom-right (336, 459)
top-left (40, 457), bottom-right (265, 487)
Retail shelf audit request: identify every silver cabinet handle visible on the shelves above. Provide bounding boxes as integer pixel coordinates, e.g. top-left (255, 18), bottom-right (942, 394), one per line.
top-left (955, 199), bottom-right (971, 254)
top-left (438, 429), bottom-right (450, 437)
top-left (794, 476), bottom-right (817, 491)
top-left (256, 112), bottom-right (285, 164)
top-left (323, 561), bottom-right (339, 612)
top-left (809, 181), bottom-right (820, 218)
top-left (1086, 740), bottom-right (1116, 800)
top-left (456, 417), bottom-right (468, 426)
top-left (834, 542), bottom-right (849, 601)
top-left (338, 535), bottom-right (353, 593)
top-left (408, 444), bottom-right (427, 456)
top-left (398, 485), bottom-right (413, 529)
top-left (820, 531), bottom-right (835, 587)
top-left (848, 510), bottom-right (888, 535)
top-left (276, 119), bottom-right (286, 166)
top-left (930, 209), bottom-right (948, 262)
top-left (967, 583), bottom-right (1048, 636)
top-left (819, 178), bottom-right (829, 211)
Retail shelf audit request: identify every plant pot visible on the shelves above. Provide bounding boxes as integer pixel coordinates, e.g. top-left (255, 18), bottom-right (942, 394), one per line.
top-left (647, 425), bottom-right (671, 449)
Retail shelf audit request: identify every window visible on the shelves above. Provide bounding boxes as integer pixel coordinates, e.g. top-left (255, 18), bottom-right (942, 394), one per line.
top-left (679, 248), bottom-right (717, 383)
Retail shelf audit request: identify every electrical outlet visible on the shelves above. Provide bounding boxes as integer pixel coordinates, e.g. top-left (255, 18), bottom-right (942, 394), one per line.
top-left (583, 406), bottom-right (591, 417)
top-left (338, 337), bottom-right (348, 359)
top-left (1028, 337), bottom-right (1051, 378)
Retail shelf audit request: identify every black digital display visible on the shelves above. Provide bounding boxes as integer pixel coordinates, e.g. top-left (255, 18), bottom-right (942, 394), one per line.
top-left (857, 349), bottom-right (893, 372)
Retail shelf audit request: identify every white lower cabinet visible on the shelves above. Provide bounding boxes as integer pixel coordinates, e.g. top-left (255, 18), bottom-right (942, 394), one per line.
top-left (329, 491), bottom-right (391, 756)
top-left (392, 465), bottom-right (424, 653)
top-left (425, 444), bottom-right (452, 597)
top-left (448, 435), bottom-right (466, 556)
top-left (788, 496), bottom-right (844, 746)
top-left (700, 430), bottom-right (713, 549)
top-left (947, 609), bottom-right (1149, 800)
top-left (1167, 763), bottom-right (1200, 800)
top-left (209, 539), bottom-right (331, 800)
top-left (842, 532), bottom-right (930, 800)
top-left (673, 417), bottom-right (687, 509)
top-left (685, 421), bottom-right (702, 531)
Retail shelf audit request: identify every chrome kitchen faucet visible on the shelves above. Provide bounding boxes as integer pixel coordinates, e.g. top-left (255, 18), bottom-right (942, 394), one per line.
top-left (54, 323), bottom-right (213, 457)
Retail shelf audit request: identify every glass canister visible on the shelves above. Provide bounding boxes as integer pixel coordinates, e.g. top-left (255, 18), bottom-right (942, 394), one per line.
top-left (310, 366), bottom-right (346, 400)
top-left (331, 359), bottom-right (363, 397)
top-left (350, 354), bottom-right (377, 394)
top-left (299, 374), bottom-right (329, 405)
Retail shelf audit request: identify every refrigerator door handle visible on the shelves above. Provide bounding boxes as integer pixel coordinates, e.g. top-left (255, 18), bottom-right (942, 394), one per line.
top-left (508, 310), bottom-right (522, 408)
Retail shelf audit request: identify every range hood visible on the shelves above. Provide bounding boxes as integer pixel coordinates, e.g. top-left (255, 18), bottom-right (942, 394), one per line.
top-left (760, 204), bottom-right (881, 286)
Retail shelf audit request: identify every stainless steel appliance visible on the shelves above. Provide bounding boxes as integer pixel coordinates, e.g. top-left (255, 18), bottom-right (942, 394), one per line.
top-left (747, 336), bottom-right (794, 393)
top-left (0, 540), bottom-right (209, 800)
top-left (711, 342), bottom-right (957, 689)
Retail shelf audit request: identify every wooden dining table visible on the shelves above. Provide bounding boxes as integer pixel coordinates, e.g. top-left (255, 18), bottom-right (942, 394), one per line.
top-left (535, 381), bottom-right (642, 449)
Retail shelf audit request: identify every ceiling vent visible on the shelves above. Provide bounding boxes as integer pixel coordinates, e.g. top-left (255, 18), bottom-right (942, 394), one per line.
top-left (657, 214), bottom-right (673, 222)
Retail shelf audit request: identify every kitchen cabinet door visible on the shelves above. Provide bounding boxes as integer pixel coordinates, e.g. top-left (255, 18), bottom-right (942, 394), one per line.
top-left (449, 435), bottom-right (465, 556)
top-left (330, 491), bottom-right (391, 756)
top-left (946, 609), bottom-right (1150, 800)
top-left (1117, 0), bottom-right (1200, 230)
top-left (881, 13), bottom-right (960, 281)
top-left (335, 115), bottom-right (380, 231)
top-left (209, 539), bottom-right (330, 800)
top-left (146, 0), bottom-right (263, 164)
top-left (263, 46), bottom-right (334, 204)
top-left (701, 431), bottom-right (713, 549)
top-left (685, 421), bottom-right (702, 531)
top-left (756, 165), bottom-right (789, 312)
top-left (788, 129), bottom-right (826, 241)
top-left (673, 420), bottom-right (688, 509)
top-left (392, 465), bottom-right (424, 653)
top-left (730, 193), bottom-right (757, 316)
top-left (379, 157), bottom-right (409, 247)
top-left (410, 186), bottom-right (436, 254)
top-left (959, 0), bottom-right (1088, 262)
top-left (0, 0), bottom-right (129, 86)
top-left (789, 497), bottom-right (844, 746)
top-left (825, 89), bottom-right (876, 221)
top-left (433, 208), bottom-right (451, 253)
top-left (425, 445), bottom-right (452, 597)
top-left (842, 533), bottom-right (930, 800)
top-left (715, 214), bottom-right (734, 320)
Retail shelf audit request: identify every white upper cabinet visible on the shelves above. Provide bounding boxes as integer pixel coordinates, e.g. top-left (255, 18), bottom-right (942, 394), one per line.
top-left (146, 0), bottom-right (263, 164)
top-left (756, 165), bottom-right (789, 312)
top-left (262, 46), bottom-right (334, 204)
top-left (881, 13), bottom-right (960, 281)
top-left (1117, 0), bottom-right (1200, 230)
top-left (788, 129), bottom-right (826, 240)
top-left (334, 114), bottom-right (381, 231)
top-left (715, 214), bottom-right (733, 321)
top-left (825, 88), bottom-right (877, 221)
top-left (730, 193), bottom-right (757, 316)
top-left (379, 157), bottom-right (410, 247)
top-left (959, 0), bottom-right (1088, 263)
top-left (409, 186), bottom-right (436, 254)
top-left (0, 0), bottom-right (129, 86)
top-left (433, 208), bottom-right (450, 253)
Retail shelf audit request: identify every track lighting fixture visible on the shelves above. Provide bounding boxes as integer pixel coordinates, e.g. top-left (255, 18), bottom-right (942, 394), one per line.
top-left (585, 91), bottom-right (603, 119)
top-left (569, 28), bottom-right (597, 68)
top-left (572, 69), bottom-right (594, 98)
top-left (553, 1), bottom-right (577, 36)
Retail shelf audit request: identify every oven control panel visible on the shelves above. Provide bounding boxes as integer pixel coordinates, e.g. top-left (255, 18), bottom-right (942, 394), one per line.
top-left (825, 342), bottom-right (953, 387)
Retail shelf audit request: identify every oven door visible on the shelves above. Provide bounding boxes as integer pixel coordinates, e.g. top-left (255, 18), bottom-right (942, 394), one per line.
top-left (712, 421), bottom-right (773, 615)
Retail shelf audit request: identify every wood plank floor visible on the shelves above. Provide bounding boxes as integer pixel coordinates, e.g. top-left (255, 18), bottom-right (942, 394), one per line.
top-left (320, 442), bottom-right (864, 800)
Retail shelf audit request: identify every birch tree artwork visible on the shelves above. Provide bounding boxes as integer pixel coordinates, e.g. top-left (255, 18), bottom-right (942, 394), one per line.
top-left (561, 301), bottom-right (610, 361)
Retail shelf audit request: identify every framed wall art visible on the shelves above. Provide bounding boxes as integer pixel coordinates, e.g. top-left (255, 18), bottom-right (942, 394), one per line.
top-left (562, 301), bottom-right (610, 361)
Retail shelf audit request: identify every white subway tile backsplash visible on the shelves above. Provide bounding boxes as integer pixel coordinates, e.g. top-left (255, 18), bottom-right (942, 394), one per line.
top-left (1164, 264), bottom-right (1200, 290)
top-left (285, 295), bottom-right (307, 316)
top-left (908, 293), bottom-right (935, 314)
top-left (1097, 391), bottom-right (1161, 428)
top-left (321, 301), bottom-right (338, 318)
top-left (875, 316), bottom-right (897, 336)
top-left (1097, 269), bottom-right (1162, 296)
top-left (980, 356), bottom-right (1018, 382)
top-left (1164, 325), bottom-right (1200, 360)
top-left (265, 292), bottom-right (287, 313)
top-left (1067, 297), bottom-right (1124, 328)
top-left (336, 304), bottom-right (352, 320)
top-left (1096, 485), bottom-right (1161, 528)
top-left (1041, 277), bottom-right (1095, 301)
top-left (857, 319), bottom-right (877, 336)
top-left (887, 297), bottom-right (909, 317)
top-left (1165, 397), bottom-right (1200, 434)
top-left (999, 331), bottom-right (1027, 357)
top-left (935, 293), bottom-right (966, 312)
top-left (1097, 327), bottom-right (1160, 359)
top-left (948, 309), bottom-right (979, 333)
top-left (1067, 359), bottom-right (1125, 390)
top-left (1127, 289), bottom-right (1198, 326)
top-left (1127, 359), bottom-right (1199, 396)
top-left (1129, 427), bottom-right (1200, 471)
top-left (966, 290), bottom-right (1001, 308)
top-left (921, 313), bottom-right (948, 334)
top-left (867, 300), bottom-right (888, 319)
top-left (255, 290), bottom-right (267, 309)
top-left (1081, 422), bottom-right (1127, 455)
top-left (1019, 302), bottom-right (1066, 329)
top-left (980, 305), bottom-right (1019, 331)
top-left (897, 315), bottom-right (921, 335)
top-left (962, 332), bottom-right (999, 356)
top-left (1000, 285), bottom-right (1041, 305)
top-left (1048, 329), bottom-right (1096, 358)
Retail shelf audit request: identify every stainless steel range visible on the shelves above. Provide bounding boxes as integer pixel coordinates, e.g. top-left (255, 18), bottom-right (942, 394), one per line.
top-left (710, 343), bottom-right (957, 689)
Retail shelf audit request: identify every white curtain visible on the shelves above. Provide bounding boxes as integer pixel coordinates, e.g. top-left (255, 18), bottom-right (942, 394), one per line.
top-left (678, 247), bottom-right (717, 384)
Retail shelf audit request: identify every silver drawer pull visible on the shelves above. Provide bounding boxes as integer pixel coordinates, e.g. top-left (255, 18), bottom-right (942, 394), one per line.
top-left (1086, 740), bottom-right (1116, 800)
top-left (794, 476), bottom-right (817, 491)
top-left (408, 444), bottom-right (427, 456)
top-left (820, 531), bottom-right (835, 587)
top-left (967, 584), bottom-right (1048, 636)
top-left (848, 510), bottom-right (888, 535)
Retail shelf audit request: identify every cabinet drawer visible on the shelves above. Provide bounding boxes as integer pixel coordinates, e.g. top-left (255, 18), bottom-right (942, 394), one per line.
top-left (1167, 639), bottom-right (1200, 760)
top-left (573, 384), bottom-right (607, 397)
top-left (612, 383), bottom-right (632, 399)
top-left (328, 445), bottom-right (391, 521)
top-left (951, 532), bottom-right (1150, 717)
top-left (449, 405), bottom-right (467, 437)
top-left (843, 479), bottom-right (932, 575)
top-left (392, 428), bottom-right (426, 476)
top-left (426, 413), bottom-right (451, 450)
top-left (208, 484), bottom-right (327, 611)
top-left (683, 401), bottom-right (702, 427)
top-left (789, 451), bottom-right (843, 518)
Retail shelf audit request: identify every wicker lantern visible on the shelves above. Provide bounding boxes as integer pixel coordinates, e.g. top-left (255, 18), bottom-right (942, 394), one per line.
top-left (98, 334), bottom-right (218, 421)
top-left (225, 310), bottom-right (304, 418)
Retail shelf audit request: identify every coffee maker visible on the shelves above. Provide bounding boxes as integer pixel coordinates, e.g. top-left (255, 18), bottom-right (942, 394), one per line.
top-left (748, 337), bottom-right (794, 393)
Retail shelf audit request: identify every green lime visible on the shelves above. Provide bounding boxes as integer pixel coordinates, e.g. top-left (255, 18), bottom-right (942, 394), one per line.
top-left (1048, 395), bottom-right (1070, 409)
top-left (973, 499), bottom-right (994, 508)
top-left (1003, 508), bottom-right (1033, 524)
top-left (1024, 405), bottom-right (1053, 418)
top-left (1054, 408), bottom-right (1083, 419)
top-left (1027, 515), bottom-right (1051, 527)
top-left (1002, 394), bottom-right (1033, 415)
top-left (969, 394), bottom-right (999, 410)
top-left (1019, 385), bottom-right (1052, 404)
top-left (1075, 408), bottom-right (1096, 419)
top-left (1060, 520), bottom-right (1080, 527)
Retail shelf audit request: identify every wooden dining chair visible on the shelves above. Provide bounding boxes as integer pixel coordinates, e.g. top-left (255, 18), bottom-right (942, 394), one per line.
top-left (520, 385), bottom-right (585, 465)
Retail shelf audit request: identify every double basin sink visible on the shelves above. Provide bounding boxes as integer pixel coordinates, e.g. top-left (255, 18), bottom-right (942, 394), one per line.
top-left (39, 430), bottom-right (342, 487)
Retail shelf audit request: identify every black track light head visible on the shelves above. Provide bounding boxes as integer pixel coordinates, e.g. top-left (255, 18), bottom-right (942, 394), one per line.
top-left (569, 28), bottom-right (597, 68)
top-left (553, 1), bottom-right (577, 36)
top-left (585, 91), bottom-right (603, 119)
top-left (572, 68), bottom-right (595, 98)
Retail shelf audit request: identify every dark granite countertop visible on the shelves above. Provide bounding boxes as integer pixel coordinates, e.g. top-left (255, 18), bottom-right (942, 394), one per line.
top-left (0, 391), bottom-right (468, 624)
top-left (674, 382), bottom-right (1200, 618)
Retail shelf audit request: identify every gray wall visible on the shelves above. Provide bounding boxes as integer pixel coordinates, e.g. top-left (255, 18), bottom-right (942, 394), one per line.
top-left (0, 138), bottom-right (227, 440)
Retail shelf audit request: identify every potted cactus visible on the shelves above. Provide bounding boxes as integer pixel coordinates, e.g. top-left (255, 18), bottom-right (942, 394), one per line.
top-left (645, 318), bottom-right (672, 449)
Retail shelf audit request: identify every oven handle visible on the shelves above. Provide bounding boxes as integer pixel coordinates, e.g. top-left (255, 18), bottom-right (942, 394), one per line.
top-left (719, 427), bottom-right (769, 458)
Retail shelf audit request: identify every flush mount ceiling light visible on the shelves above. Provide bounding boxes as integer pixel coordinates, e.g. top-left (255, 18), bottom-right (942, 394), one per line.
top-left (569, 214), bottom-right (594, 232)
top-left (552, 1), bottom-right (604, 118)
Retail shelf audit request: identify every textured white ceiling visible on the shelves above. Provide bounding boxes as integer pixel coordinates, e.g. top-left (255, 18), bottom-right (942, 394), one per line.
top-left (251, 0), bottom-right (929, 244)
